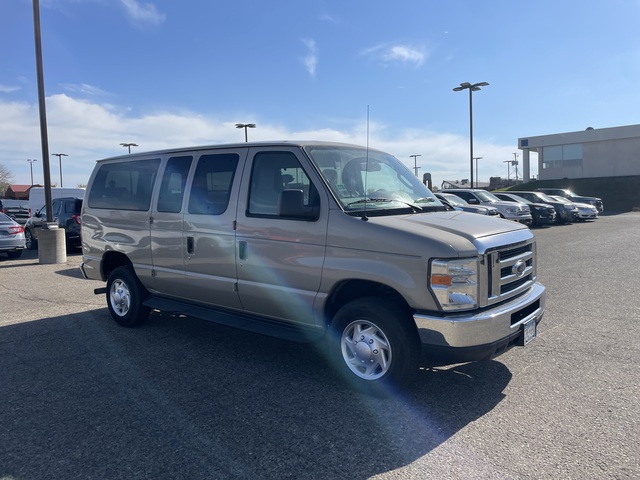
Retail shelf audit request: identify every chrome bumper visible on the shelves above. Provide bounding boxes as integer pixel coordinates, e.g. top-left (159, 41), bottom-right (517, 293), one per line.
top-left (414, 282), bottom-right (545, 349)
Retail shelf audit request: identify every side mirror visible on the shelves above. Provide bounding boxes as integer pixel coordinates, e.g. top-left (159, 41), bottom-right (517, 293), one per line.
top-left (277, 189), bottom-right (318, 219)
top-left (468, 198), bottom-right (479, 204)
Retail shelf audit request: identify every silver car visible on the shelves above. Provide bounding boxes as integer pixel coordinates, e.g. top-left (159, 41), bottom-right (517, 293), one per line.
top-left (0, 212), bottom-right (26, 259)
top-left (435, 192), bottom-right (500, 216)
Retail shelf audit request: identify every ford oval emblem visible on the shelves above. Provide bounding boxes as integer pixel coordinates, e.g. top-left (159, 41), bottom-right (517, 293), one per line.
top-left (512, 260), bottom-right (526, 277)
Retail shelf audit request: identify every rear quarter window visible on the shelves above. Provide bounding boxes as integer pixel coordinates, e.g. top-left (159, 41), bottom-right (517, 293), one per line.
top-left (88, 159), bottom-right (160, 211)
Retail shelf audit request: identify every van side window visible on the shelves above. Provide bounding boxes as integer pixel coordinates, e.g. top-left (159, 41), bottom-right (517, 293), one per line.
top-left (188, 153), bottom-right (239, 215)
top-left (248, 152), bottom-right (317, 216)
top-left (157, 156), bottom-right (193, 213)
top-left (88, 159), bottom-right (161, 211)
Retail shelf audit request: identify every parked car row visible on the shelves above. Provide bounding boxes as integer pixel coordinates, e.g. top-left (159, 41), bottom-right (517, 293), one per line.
top-left (534, 188), bottom-right (604, 213)
top-left (435, 188), bottom-right (600, 228)
top-left (439, 188), bottom-right (534, 225)
top-left (434, 192), bottom-right (500, 216)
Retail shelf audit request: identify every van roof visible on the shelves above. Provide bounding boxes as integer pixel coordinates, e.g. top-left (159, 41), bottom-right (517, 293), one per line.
top-left (95, 141), bottom-right (379, 163)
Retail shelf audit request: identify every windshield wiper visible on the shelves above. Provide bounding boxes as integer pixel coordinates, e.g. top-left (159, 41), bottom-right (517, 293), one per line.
top-left (347, 198), bottom-right (423, 212)
top-left (347, 198), bottom-right (391, 206)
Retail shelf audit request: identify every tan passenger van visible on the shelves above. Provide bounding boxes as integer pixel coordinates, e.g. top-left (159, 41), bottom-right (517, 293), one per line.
top-left (80, 141), bottom-right (545, 392)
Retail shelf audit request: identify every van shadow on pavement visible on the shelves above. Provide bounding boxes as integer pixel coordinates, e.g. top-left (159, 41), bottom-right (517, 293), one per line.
top-left (0, 307), bottom-right (511, 479)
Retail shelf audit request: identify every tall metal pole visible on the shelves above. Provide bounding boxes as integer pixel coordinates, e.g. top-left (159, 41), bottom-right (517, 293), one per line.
top-left (52, 153), bottom-right (68, 187)
top-left (27, 159), bottom-right (38, 185)
top-left (503, 160), bottom-right (511, 182)
top-left (453, 82), bottom-right (489, 189)
top-left (120, 142), bottom-right (138, 154)
top-left (469, 89), bottom-right (474, 187)
top-left (32, 0), bottom-right (53, 222)
top-left (235, 123), bottom-right (256, 142)
top-left (410, 154), bottom-right (422, 177)
top-left (473, 157), bottom-right (483, 187)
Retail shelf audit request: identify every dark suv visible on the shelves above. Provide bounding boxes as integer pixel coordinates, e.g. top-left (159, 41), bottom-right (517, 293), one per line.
top-left (24, 197), bottom-right (83, 252)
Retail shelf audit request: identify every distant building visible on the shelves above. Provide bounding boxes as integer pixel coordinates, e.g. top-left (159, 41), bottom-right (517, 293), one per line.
top-left (518, 124), bottom-right (640, 182)
top-left (3, 184), bottom-right (39, 200)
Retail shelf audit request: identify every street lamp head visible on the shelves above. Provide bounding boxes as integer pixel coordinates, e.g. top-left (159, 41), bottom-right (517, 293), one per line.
top-left (120, 143), bottom-right (138, 147)
top-left (235, 123), bottom-right (256, 129)
top-left (453, 81), bottom-right (489, 92)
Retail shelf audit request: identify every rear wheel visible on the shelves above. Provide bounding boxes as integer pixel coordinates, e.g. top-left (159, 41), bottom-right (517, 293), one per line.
top-left (329, 297), bottom-right (419, 393)
top-left (6, 250), bottom-right (23, 259)
top-left (106, 266), bottom-right (150, 327)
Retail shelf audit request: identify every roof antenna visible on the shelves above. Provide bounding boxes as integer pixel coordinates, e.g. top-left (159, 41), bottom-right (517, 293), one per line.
top-left (361, 105), bottom-right (370, 221)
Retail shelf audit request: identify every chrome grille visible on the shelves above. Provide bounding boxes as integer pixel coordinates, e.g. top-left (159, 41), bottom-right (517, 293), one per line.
top-left (482, 238), bottom-right (536, 307)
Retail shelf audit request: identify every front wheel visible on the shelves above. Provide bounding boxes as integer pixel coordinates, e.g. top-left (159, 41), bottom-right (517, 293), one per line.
top-left (25, 229), bottom-right (37, 250)
top-left (329, 298), bottom-right (419, 393)
top-left (106, 266), bottom-right (150, 327)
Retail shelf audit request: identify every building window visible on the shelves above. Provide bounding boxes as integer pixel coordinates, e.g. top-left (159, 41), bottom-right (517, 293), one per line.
top-left (542, 143), bottom-right (582, 169)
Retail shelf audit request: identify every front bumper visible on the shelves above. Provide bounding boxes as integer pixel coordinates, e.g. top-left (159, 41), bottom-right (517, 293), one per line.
top-left (414, 282), bottom-right (545, 363)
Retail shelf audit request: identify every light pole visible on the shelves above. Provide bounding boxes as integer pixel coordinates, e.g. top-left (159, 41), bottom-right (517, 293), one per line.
top-left (512, 152), bottom-right (519, 183)
top-left (120, 142), bottom-right (138, 154)
top-left (410, 154), bottom-right (422, 177)
top-left (453, 81), bottom-right (489, 188)
top-left (503, 160), bottom-right (512, 182)
top-left (235, 123), bottom-right (256, 142)
top-left (51, 153), bottom-right (68, 187)
top-left (473, 156), bottom-right (483, 187)
top-left (27, 159), bottom-right (38, 185)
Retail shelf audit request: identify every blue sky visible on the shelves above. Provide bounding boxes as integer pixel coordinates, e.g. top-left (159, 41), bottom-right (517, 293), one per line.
top-left (1, 0), bottom-right (639, 188)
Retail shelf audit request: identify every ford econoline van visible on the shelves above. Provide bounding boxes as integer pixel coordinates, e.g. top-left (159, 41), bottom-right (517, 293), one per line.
top-left (80, 141), bottom-right (545, 391)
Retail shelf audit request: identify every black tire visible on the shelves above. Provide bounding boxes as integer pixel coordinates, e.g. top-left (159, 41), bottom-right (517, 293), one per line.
top-left (106, 266), bottom-right (151, 327)
top-left (6, 250), bottom-right (23, 259)
top-left (25, 229), bottom-right (37, 250)
top-left (329, 297), bottom-right (419, 393)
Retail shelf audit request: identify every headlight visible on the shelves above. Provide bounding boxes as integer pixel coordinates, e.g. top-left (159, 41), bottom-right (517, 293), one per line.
top-left (430, 258), bottom-right (479, 311)
top-left (506, 206), bottom-right (518, 213)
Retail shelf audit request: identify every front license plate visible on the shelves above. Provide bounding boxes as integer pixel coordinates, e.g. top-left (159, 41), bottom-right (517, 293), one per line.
top-left (523, 318), bottom-right (536, 345)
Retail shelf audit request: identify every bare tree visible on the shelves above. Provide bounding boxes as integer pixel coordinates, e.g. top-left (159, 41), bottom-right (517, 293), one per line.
top-left (0, 164), bottom-right (15, 196)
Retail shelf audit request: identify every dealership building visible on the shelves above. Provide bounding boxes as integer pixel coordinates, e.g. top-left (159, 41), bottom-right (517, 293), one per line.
top-left (518, 124), bottom-right (640, 182)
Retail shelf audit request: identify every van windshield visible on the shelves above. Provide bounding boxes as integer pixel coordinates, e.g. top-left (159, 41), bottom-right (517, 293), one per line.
top-left (304, 145), bottom-right (443, 214)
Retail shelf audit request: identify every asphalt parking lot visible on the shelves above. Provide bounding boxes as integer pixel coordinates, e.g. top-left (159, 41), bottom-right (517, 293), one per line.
top-left (1, 213), bottom-right (638, 480)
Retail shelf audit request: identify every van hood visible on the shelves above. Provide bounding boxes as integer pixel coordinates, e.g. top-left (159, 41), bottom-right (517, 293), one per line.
top-left (328, 209), bottom-right (532, 260)
top-left (372, 210), bottom-right (529, 243)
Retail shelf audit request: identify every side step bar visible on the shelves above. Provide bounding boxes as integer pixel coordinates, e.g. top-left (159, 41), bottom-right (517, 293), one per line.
top-left (143, 295), bottom-right (325, 344)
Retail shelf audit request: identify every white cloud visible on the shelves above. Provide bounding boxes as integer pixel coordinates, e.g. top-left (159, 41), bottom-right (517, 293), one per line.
top-left (302, 39), bottom-right (318, 77)
top-left (319, 13), bottom-right (339, 24)
top-left (363, 43), bottom-right (426, 68)
top-left (0, 84), bottom-right (21, 94)
top-left (0, 95), bottom-right (517, 190)
top-left (119, 0), bottom-right (166, 26)
top-left (61, 83), bottom-right (110, 96)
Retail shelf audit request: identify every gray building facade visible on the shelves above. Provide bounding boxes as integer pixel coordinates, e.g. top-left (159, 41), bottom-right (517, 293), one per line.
top-left (518, 124), bottom-right (640, 182)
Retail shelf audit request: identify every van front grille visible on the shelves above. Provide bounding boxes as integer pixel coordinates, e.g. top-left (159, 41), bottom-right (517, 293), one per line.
top-left (483, 239), bottom-right (536, 306)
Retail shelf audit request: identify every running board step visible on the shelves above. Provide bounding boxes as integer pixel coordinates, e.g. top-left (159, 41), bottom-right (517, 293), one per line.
top-left (143, 296), bottom-right (324, 344)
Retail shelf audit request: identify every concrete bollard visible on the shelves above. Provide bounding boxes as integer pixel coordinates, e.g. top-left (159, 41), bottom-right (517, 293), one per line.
top-left (38, 224), bottom-right (67, 264)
